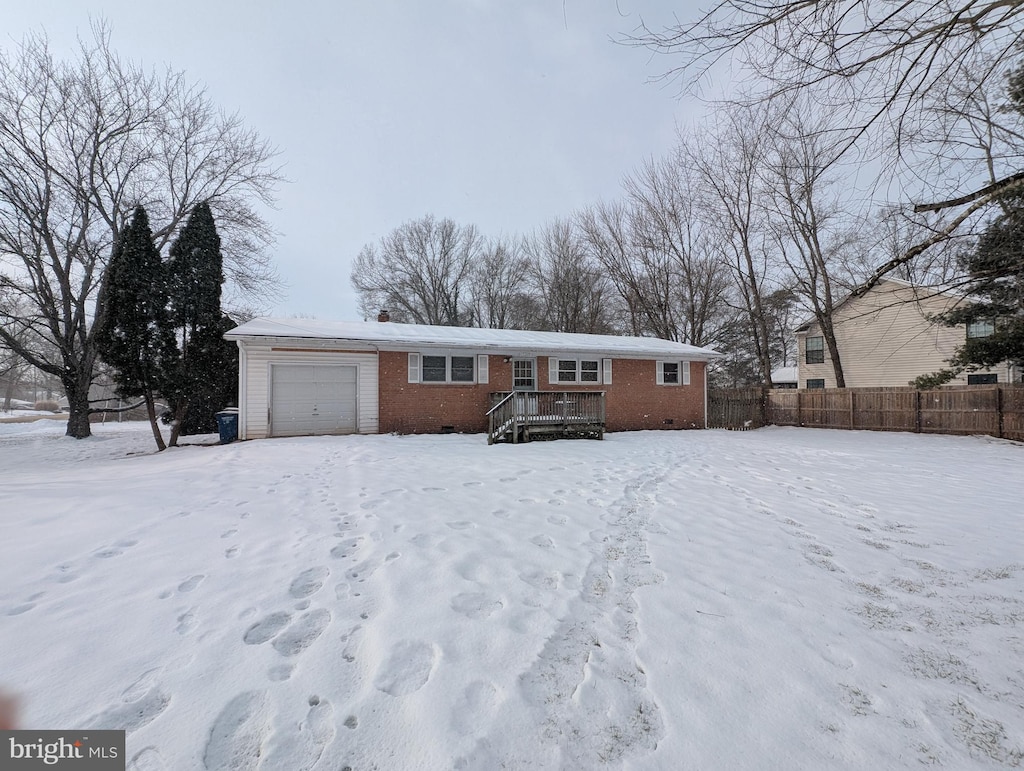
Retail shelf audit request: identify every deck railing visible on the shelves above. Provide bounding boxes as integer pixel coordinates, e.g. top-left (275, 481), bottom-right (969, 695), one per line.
top-left (487, 391), bottom-right (606, 444)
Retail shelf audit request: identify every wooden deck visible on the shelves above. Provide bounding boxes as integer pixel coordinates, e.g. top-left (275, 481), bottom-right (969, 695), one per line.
top-left (487, 391), bottom-right (606, 444)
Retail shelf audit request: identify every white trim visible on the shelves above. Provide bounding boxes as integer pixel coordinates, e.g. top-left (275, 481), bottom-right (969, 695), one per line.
top-left (656, 360), bottom-right (665, 386)
top-left (408, 352), bottom-right (421, 383)
top-left (548, 357), bottom-right (559, 385)
top-left (704, 361), bottom-right (708, 428)
top-left (236, 341), bottom-right (247, 440)
top-left (602, 358), bottom-right (612, 385)
top-left (477, 354), bottom-right (489, 384)
top-left (682, 360), bottom-right (691, 386)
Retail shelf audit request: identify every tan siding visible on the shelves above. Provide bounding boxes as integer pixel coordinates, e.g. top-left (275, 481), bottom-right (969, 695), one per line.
top-left (239, 345), bottom-right (378, 438)
top-left (797, 281), bottom-right (1008, 388)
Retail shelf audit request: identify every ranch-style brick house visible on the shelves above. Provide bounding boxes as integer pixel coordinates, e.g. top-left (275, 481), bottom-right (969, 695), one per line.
top-left (223, 318), bottom-right (719, 442)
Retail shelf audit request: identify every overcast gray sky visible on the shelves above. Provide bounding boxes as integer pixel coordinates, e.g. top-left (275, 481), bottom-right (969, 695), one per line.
top-left (6, 1), bottom-right (713, 321)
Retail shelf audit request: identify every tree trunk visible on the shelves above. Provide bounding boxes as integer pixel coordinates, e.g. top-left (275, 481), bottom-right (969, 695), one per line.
top-left (820, 318), bottom-right (846, 388)
top-left (62, 369), bottom-right (93, 439)
top-left (144, 392), bottom-right (167, 451)
top-left (3, 373), bottom-right (18, 411)
top-left (168, 400), bottom-right (189, 448)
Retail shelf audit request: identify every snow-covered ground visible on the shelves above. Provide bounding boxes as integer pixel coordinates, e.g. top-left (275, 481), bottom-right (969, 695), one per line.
top-left (1, 421), bottom-right (1022, 770)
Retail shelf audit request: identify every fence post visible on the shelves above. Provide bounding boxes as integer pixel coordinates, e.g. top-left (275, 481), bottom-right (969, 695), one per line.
top-left (997, 386), bottom-right (1004, 439)
top-left (915, 390), bottom-right (922, 433)
top-left (797, 388), bottom-right (803, 426)
top-left (849, 390), bottom-right (855, 430)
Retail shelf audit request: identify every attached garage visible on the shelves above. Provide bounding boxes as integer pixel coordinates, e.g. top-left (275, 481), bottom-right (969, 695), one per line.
top-left (270, 364), bottom-right (358, 436)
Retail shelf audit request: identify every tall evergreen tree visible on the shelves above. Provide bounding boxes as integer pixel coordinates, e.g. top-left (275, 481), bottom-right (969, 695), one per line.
top-left (94, 206), bottom-right (174, 450)
top-left (161, 202), bottom-right (238, 445)
top-left (938, 194), bottom-right (1024, 374)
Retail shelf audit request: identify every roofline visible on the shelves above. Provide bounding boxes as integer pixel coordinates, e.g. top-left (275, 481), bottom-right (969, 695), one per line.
top-left (225, 333), bottom-right (721, 360)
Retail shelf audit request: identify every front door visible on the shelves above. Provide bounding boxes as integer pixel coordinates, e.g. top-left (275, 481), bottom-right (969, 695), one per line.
top-left (512, 359), bottom-right (536, 391)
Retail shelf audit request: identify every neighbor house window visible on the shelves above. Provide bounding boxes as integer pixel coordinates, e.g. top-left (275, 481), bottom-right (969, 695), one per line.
top-left (805, 336), bottom-right (824, 364)
top-left (411, 353), bottom-right (481, 384)
top-left (967, 373), bottom-right (997, 385)
top-left (806, 378), bottom-right (825, 389)
top-left (967, 320), bottom-right (995, 339)
top-left (657, 360), bottom-right (691, 386)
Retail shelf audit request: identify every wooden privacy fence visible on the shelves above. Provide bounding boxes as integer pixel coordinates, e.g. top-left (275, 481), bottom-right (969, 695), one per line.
top-left (770, 385), bottom-right (1024, 440)
top-left (709, 385), bottom-right (1024, 442)
top-left (707, 386), bottom-right (767, 430)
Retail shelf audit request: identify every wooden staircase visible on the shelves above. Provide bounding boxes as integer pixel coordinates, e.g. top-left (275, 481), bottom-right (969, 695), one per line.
top-left (487, 391), bottom-right (606, 445)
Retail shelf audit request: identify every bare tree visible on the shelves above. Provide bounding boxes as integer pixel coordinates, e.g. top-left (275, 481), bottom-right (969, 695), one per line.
top-left (762, 107), bottom-right (870, 387)
top-left (579, 167), bottom-right (730, 347)
top-left (630, 3), bottom-right (1024, 292)
top-left (0, 25), bottom-right (281, 438)
top-left (524, 218), bottom-right (617, 334)
top-left (351, 214), bottom-right (480, 326)
top-left (683, 112), bottom-right (779, 385)
top-left (468, 237), bottom-right (539, 329)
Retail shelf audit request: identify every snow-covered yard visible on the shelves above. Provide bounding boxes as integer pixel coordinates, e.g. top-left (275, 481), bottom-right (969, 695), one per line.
top-left (1, 421), bottom-right (1022, 769)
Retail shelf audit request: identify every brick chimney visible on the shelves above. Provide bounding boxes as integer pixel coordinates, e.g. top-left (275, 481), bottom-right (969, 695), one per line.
top-left (377, 309), bottom-right (391, 322)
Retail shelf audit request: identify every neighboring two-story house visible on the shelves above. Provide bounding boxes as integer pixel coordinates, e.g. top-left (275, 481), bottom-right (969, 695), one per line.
top-left (794, 278), bottom-right (1016, 389)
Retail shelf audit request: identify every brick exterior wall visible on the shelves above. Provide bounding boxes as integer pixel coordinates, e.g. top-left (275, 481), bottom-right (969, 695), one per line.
top-left (377, 352), bottom-right (707, 434)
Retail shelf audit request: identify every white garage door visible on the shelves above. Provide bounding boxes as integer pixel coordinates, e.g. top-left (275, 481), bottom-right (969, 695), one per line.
top-left (271, 364), bottom-right (358, 437)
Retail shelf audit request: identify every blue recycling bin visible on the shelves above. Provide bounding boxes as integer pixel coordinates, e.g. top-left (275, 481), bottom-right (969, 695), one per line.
top-left (215, 408), bottom-right (239, 444)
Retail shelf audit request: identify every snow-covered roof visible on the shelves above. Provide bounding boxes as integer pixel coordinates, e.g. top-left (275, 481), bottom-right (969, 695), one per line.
top-left (226, 318), bottom-right (720, 359)
top-left (771, 366), bottom-right (798, 383)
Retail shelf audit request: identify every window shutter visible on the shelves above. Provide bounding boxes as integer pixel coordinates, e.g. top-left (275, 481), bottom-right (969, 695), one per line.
top-left (408, 353), bottom-right (421, 383)
top-left (682, 360), bottom-right (691, 386)
top-left (655, 360), bottom-right (665, 386)
top-left (548, 357), bottom-right (559, 385)
top-left (602, 358), bottom-right (612, 385)
top-left (477, 354), bottom-right (489, 384)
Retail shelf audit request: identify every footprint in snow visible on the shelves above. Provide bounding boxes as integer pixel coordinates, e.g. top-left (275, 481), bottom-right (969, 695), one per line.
top-left (451, 592), bottom-right (503, 620)
top-left (176, 609), bottom-right (198, 635)
top-left (6, 602), bottom-right (35, 616)
top-left (373, 641), bottom-right (438, 696)
top-left (243, 612), bottom-right (292, 645)
top-left (268, 664), bottom-right (294, 682)
top-left (530, 535), bottom-right (554, 549)
top-left (178, 575), bottom-right (205, 593)
top-left (289, 567), bottom-right (330, 599)
top-left (446, 521), bottom-right (475, 530)
top-left (203, 691), bottom-right (271, 771)
top-left (259, 697), bottom-right (335, 771)
top-left (272, 609), bottom-right (331, 657)
top-left (88, 688), bottom-right (170, 733)
top-left (128, 747), bottom-right (167, 771)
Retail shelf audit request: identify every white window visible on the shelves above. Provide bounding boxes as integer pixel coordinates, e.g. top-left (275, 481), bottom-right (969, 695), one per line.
top-left (656, 360), bottom-right (691, 386)
top-left (550, 357), bottom-right (602, 384)
top-left (805, 336), bottom-right (824, 364)
top-left (408, 353), bottom-right (478, 384)
top-left (967, 320), bottom-right (995, 339)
